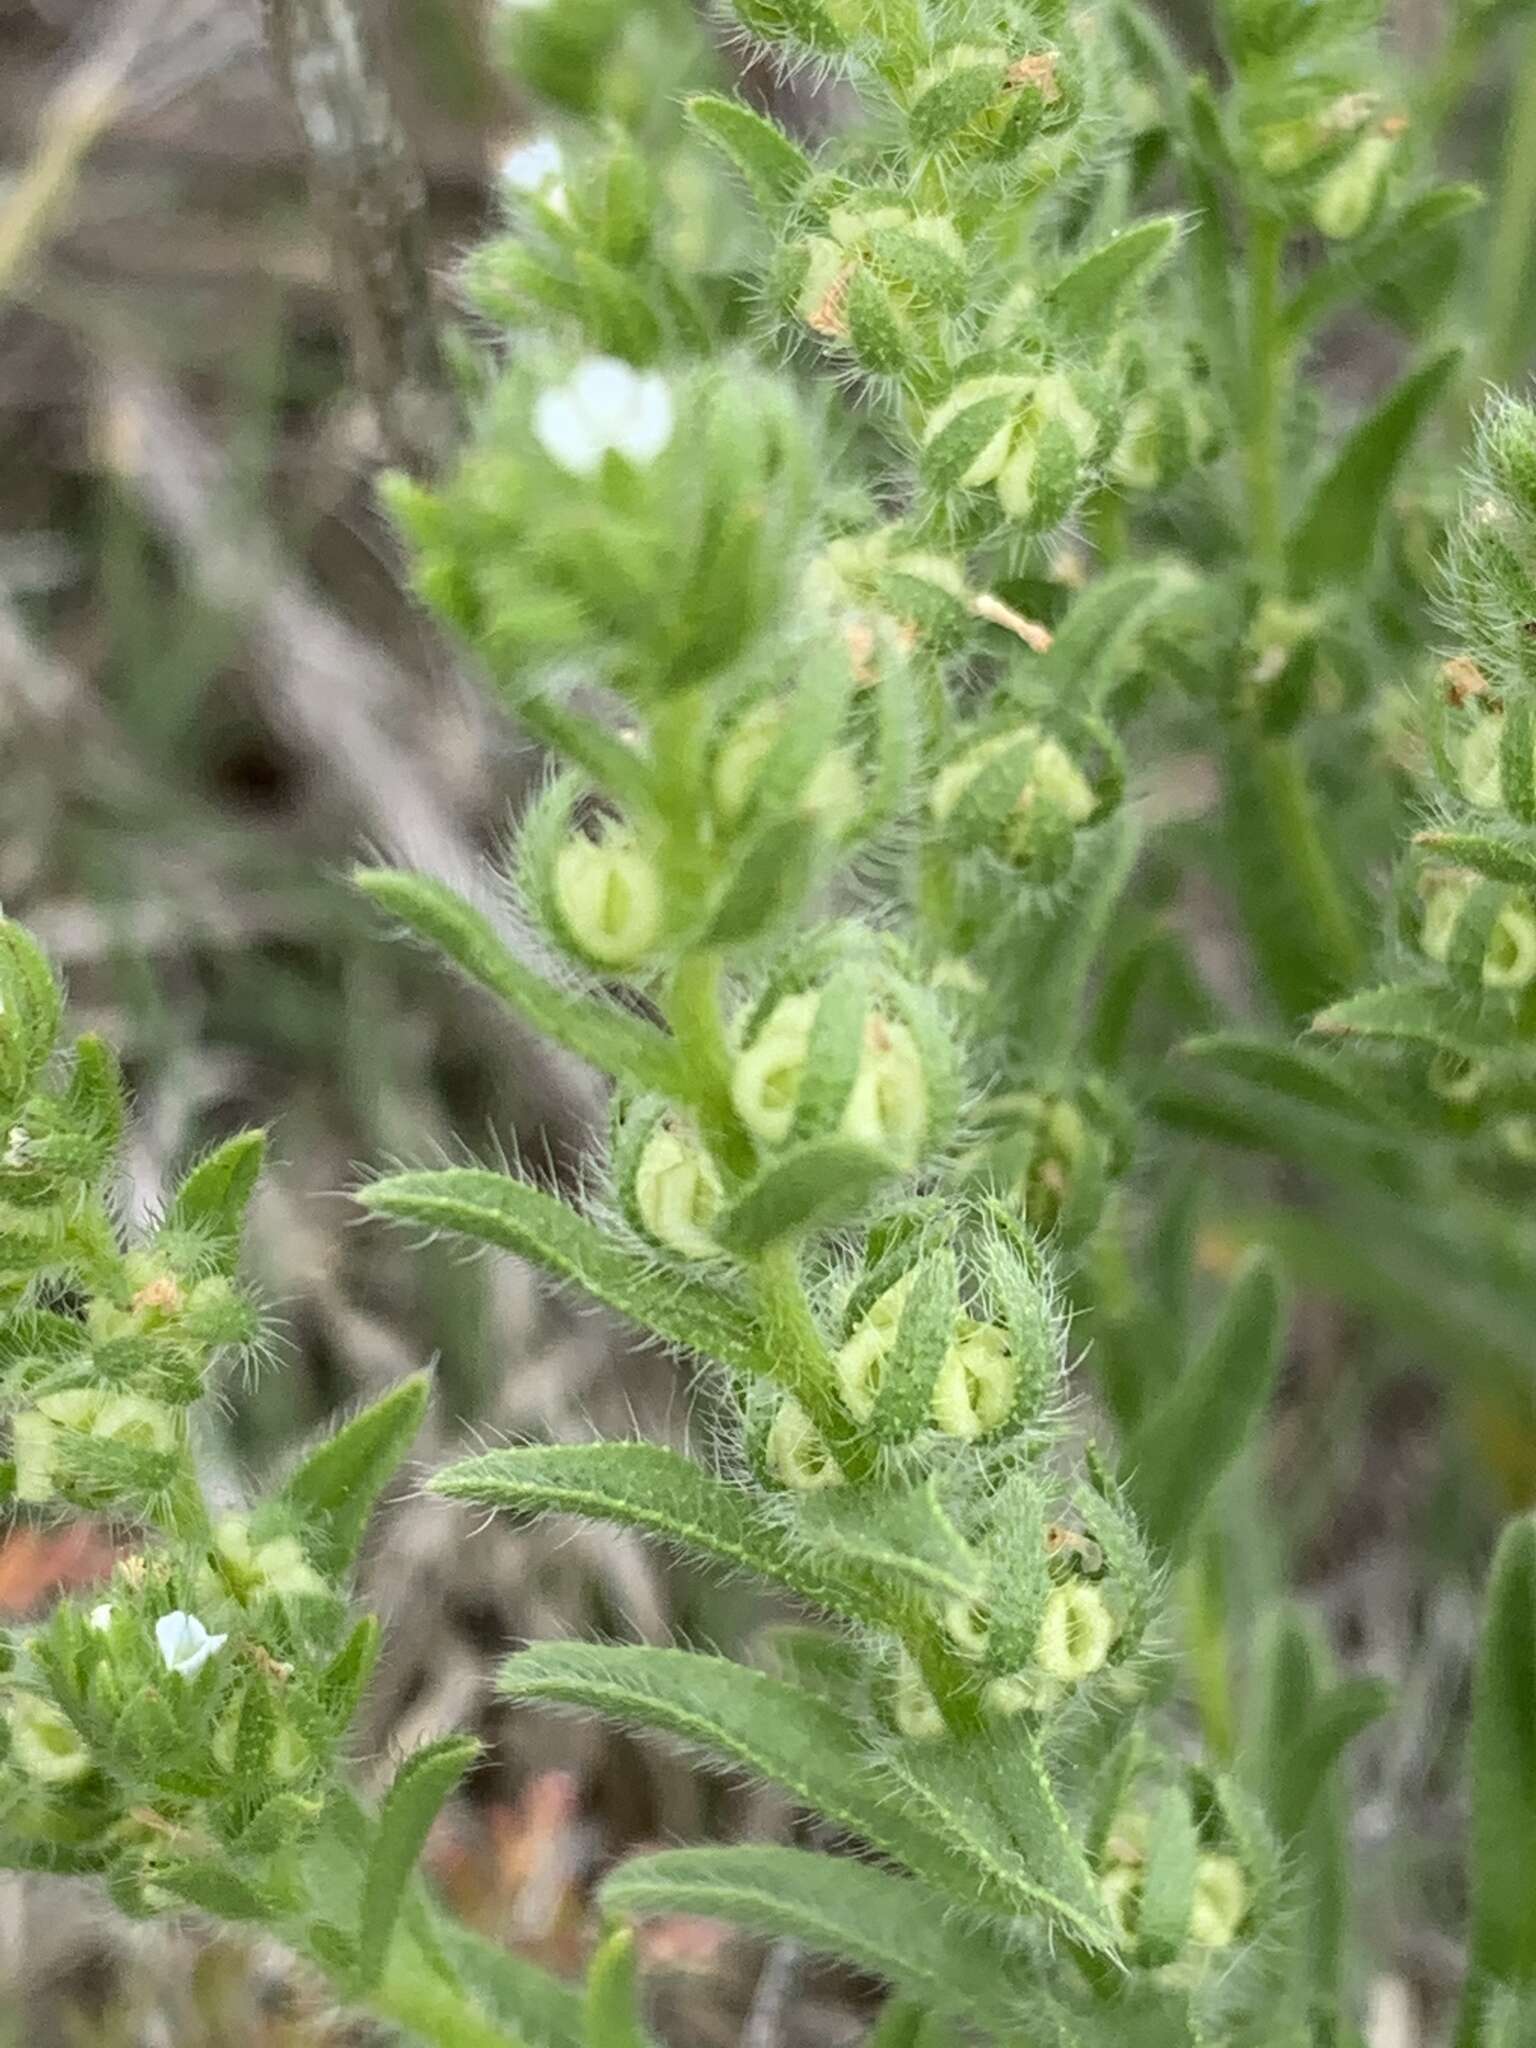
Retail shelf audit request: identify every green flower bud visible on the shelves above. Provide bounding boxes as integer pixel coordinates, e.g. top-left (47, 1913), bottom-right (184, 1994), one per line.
top-left (1034, 1580), bottom-right (1117, 1682)
top-left (213, 1517), bottom-right (327, 1602)
top-left (712, 702), bottom-right (863, 836)
top-left (1311, 131), bottom-right (1395, 241)
top-left (1483, 899), bottom-right (1536, 990)
top-left (906, 43), bottom-right (1068, 159)
top-left (930, 1320), bottom-right (1017, 1440)
top-left (971, 1089), bottom-right (1125, 1241)
top-left (803, 534), bottom-right (972, 653)
top-left (765, 1397), bottom-right (845, 1491)
top-left (1110, 386), bottom-right (1201, 492)
top-left (630, 1115), bottom-right (724, 1260)
top-left (834, 1270), bottom-right (918, 1422)
top-left (931, 726), bottom-right (1098, 881)
top-left (1419, 871), bottom-right (1476, 965)
top-left (924, 371), bottom-right (1098, 526)
top-left (730, 988), bottom-right (933, 1167)
top-left (1188, 1852), bottom-right (1248, 1948)
top-left (6, 1694), bottom-right (90, 1785)
top-left (1423, 873), bottom-right (1536, 991)
top-left (552, 823), bottom-right (664, 969)
top-left (13, 1389), bottom-right (180, 1506)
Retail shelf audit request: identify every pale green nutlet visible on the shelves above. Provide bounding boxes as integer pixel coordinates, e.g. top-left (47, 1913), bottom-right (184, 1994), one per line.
top-left (765, 1397), bottom-right (845, 1491)
top-left (6, 1694), bottom-right (91, 1785)
top-left (930, 1320), bottom-right (1017, 1440)
top-left (632, 1118), bottom-right (724, 1259)
top-left (552, 828), bottom-right (664, 968)
top-left (731, 992), bottom-right (928, 1164)
top-left (13, 1389), bottom-right (179, 1504)
top-left (1480, 901), bottom-right (1536, 990)
top-left (891, 1650), bottom-right (947, 1739)
top-left (1034, 1580), bottom-right (1117, 1682)
top-left (1188, 1853), bottom-right (1248, 1948)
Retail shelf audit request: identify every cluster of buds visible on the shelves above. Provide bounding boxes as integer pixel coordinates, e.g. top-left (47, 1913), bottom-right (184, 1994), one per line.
top-left (964, 1081), bottom-right (1133, 1242)
top-left (0, 923), bottom-right (262, 1524)
top-left (877, 1445), bottom-right (1156, 1734)
top-left (1417, 870), bottom-right (1536, 995)
top-left (0, 1542), bottom-right (369, 1917)
top-left (729, 945), bottom-right (959, 1175)
top-left (387, 355), bottom-right (814, 706)
top-left (922, 367), bottom-right (1108, 530)
top-left (1224, 0), bottom-right (1404, 228)
top-left (929, 715), bottom-right (1118, 885)
top-left (899, 39), bottom-right (1076, 161)
top-left (785, 202), bottom-right (969, 382)
top-left (1097, 1782), bottom-right (1255, 1967)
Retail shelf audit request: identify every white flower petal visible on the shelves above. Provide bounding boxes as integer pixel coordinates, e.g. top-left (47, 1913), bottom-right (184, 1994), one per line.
top-left (88, 1604), bottom-right (112, 1632)
top-left (155, 1609), bottom-right (227, 1678)
top-left (500, 135), bottom-right (564, 194)
top-left (613, 372), bottom-right (674, 466)
top-left (569, 355), bottom-right (638, 426)
top-left (533, 388), bottom-right (605, 476)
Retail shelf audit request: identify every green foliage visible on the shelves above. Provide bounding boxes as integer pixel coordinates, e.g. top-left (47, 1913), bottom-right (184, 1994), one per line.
top-left (16, 0), bottom-right (1536, 2032)
top-left (1468, 1519), bottom-right (1536, 2015)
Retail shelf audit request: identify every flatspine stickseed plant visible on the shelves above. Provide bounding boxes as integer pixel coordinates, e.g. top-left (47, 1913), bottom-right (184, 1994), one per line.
top-left (5, 0), bottom-right (1536, 2039)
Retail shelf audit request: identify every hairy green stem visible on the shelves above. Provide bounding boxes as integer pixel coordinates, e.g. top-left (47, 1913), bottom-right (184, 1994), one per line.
top-left (1243, 211), bottom-right (1287, 588)
top-left (1484, 19), bottom-right (1536, 389)
top-left (1230, 207), bottom-right (1363, 1013)
top-left (753, 1243), bottom-right (874, 1480)
top-left (665, 949), bottom-right (756, 1181)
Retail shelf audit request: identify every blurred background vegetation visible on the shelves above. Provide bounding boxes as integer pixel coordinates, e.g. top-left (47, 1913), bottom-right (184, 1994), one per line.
top-left (0, 0), bottom-right (1533, 2041)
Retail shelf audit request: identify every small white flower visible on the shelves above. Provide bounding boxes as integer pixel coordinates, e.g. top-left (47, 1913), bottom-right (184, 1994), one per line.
top-left (499, 134), bottom-right (566, 210)
top-left (533, 357), bottom-right (674, 478)
top-left (155, 1610), bottom-right (227, 1679)
top-left (88, 1604), bottom-right (113, 1632)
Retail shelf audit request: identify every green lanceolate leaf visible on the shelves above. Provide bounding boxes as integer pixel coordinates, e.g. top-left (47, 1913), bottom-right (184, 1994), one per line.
top-left (795, 1480), bottom-right (981, 1607)
top-left (1123, 1250), bottom-right (1285, 1559)
top-left (1178, 1035), bottom-right (1395, 1129)
top-left (430, 1440), bottom-right (898, 1624)
top-left (1469, 1517), bottom-right (1536, 1990)
top-left (497, 1642), bottom-right (979, 1896)
top-left (280, 1372), bottom-right (431, 1576)
top-left (1135, 1782), bottom-right (1200, 1964)
top-left (601, 1846), bottom-right (1035, 2032)
top-left (357, 1736), bottom-right (480, 1992)
top-left (703, 818), bottom-right (819, 947)
top-left (425, 1912), bottom-right (585, 2048)
top-left (1047, 217), bottom-right (1180, 336)
top-left (1281, 184), bottom-right (1484, 341)
top-left (1270, 1676), bottom-right (1392, 1843)
top-left (359, 1170), bottom-right (760, 1372)
top-left (1414, 831), bottom-right (1536, 890)
top-left (583, 1926), bottom-right (659, 2048)
top-left (354, 869), bottom-right (687, 1096)
top-left (715, 1139), bottom-right (896, 1253)
top-left (1287, 349), bottom-right (1462, 592)
top-left (166, 1130), bottom-right (265, 1266)
top-left (879, 1730), bottom-right (1117, 1948)
top-left (1312, 982), bottom-right (1517, 1057)
top-left (685, 94), bottom-right (813, 210)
